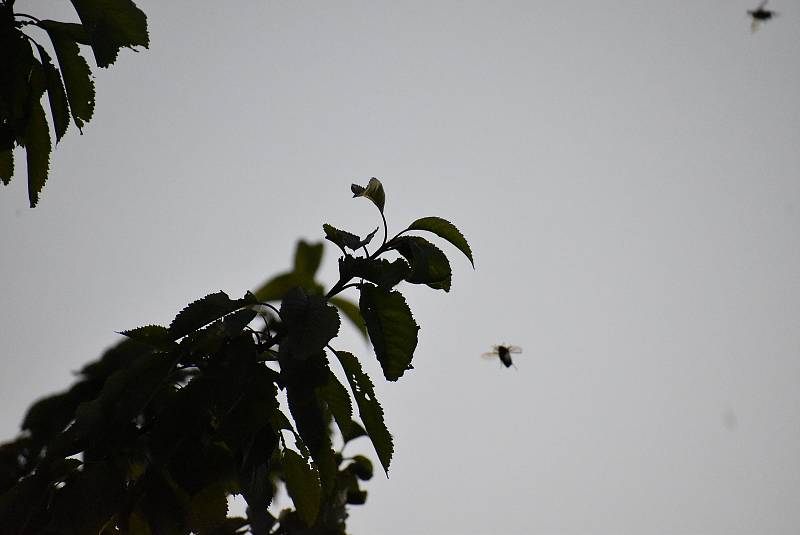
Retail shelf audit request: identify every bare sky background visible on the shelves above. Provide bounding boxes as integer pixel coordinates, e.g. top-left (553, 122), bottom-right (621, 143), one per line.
top-left (2, 1), bottom-right (800, 533)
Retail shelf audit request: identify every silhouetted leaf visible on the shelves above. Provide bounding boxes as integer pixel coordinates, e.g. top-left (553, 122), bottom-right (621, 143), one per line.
top-left (24, 97), bottom-right (51, 207)
top-left (359, 284), bottom-right (419, 381)
top-left (339, 256), bottom-right (410, 289)
top-left (0, 150), bottom-right (12, 185)
top-left (282, 448), bottom-right (321, 527)
top-left (335, 351), bottom-right (393, 474)
top-left (222, 308), bottom-right (258, 336)
top-left (390, 236), bottom-right (451, 291)
top-left (323, 224), bottom-right (378, 252)
top-left (69, 0), bottom-right (149, 68)
top-left (351, 177), bottom-right (385, 212)
top-left (119, 324), bottom-right (173, 349)
top-left (34, 45), bottom-right (70, 143)
top-left (45, 28), bottom-right (95, 130)
top-left (329, 296), bottom-right (367, 338)
top-left (169, 291), bottom-right (256, 339)
top-left (317, 370), bottom-right (353, 438)
top-left (407, 216), bottom-right (474, 267)
top-left (280, 288), bottom-right (340, 360)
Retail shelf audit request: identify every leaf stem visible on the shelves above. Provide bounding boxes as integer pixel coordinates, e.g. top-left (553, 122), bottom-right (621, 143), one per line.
top-left (15, 13), bottom-right (41, 22)
top-left (379, 210), bottom-right (388, 249)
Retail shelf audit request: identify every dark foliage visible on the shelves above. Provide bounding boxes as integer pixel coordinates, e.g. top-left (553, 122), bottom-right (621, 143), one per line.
top-left (0, 0), bottom-right (148, 206)
top-left (0, 179), bottom-right (473, 534)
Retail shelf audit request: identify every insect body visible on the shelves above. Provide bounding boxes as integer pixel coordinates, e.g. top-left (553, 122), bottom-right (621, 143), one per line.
top-left (482, 344), bottom-right (522, 368)
top-left (748, 1), bottom-right (776, 32)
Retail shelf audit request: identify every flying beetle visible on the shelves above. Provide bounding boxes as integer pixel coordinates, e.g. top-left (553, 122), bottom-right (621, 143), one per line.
top-left (482, 344), bottom-right (522, 368)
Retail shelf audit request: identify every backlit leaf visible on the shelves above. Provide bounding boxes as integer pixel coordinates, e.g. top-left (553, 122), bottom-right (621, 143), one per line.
top-left (24, 98), bottom-right (51, 207)
top-left (335, 351), bottom-right (393, 474)
top-left (351, 177), bottom-right (385, 213)
top-left (323, 224), bottom-right (378, 252)
top-left (69, 0), bottom-right (149, 68)
top-left (390, 236), bottom-right (451, 292)
top-left (45, 29), bottom-right (95, 130)
top-left (168, 291), bottom-right (256, 339)
top-left (407, 216), bottom-right (474, 267)
top-left (359, 284), bottom-right (419, 381)
top-left (316, 370), bottom-right (353, 438)
top-left (119, 324), bottom-right (173, 349)
top-left (35, 45), bottom-right (70, 142)
top-left (282, 448), bottom-right (321, 527)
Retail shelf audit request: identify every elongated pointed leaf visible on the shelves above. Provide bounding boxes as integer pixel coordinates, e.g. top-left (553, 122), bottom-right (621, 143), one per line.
top-left (35, 45), bottom-right (70, 142)
top-left (390, 236), bottom-right (451, 291)
top-left (351, 177), bottom-right (385, 213)
top-left (407, 216), bottom-right (474, 267)
top-left (69, 0), bottom-right (149, 68)
top-left (317, 370), bottom-right (353, 438)
top-left (0, 150), bottom-right (12, 186)
top-left (359, 284), bottom-right (419, 380)
top-left (45, 30), bottom-right (95, 130)
top-left (329, 296), bottom-right (367, 338)
top-left (169, 291), bottom-right (256, 339)
top-left (25, 98), bottom-right (51, 207)
top-left (282, 448), bottom-right (321, 527)
top-left (335, 351), bottom-right (393, 474)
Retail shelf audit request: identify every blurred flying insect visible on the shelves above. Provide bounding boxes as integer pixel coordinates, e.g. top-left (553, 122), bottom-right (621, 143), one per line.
top-left (482, 344), bottom-right (522, 369)
top-left (748, 0), bottom-right (776, 32)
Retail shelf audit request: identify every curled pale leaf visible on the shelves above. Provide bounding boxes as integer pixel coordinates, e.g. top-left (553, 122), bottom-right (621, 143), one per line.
top-left (351, 177), bottom-right (385, 213)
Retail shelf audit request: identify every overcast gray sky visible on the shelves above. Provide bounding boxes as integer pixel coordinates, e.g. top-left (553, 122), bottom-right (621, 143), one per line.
top-left (2, 1), bottom-right (800, 533)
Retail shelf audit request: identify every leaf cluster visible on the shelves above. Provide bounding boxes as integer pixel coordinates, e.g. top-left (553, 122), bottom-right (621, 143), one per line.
top-left (0, 179), bottom-right (473, 534)
top-left (0, 0), bottom-right (148, 206)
